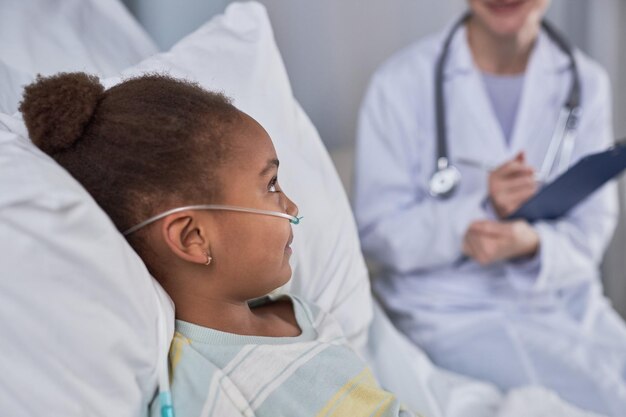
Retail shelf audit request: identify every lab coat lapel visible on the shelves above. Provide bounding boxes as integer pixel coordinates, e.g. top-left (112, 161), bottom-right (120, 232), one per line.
top-left (444, 26), bottom-right (508, 166)
top-left (509, 32), bottom-right (571, 170)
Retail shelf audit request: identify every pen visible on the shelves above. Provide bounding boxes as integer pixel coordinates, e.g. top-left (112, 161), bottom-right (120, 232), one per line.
top-left (455, 157), bottom-right (545, 182)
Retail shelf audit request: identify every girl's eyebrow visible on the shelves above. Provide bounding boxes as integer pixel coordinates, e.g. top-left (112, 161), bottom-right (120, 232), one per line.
top-left (259, 158), bottom-right (279, 176)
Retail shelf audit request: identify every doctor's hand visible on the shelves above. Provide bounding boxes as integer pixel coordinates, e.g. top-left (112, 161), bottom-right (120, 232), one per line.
top-left (488, 152), bottom-right (538, 219)
top-left (462, 219), bottom-right (540, 266)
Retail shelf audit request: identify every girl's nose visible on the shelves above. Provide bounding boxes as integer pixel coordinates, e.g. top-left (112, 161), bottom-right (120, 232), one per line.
top-left (284, 194), bottom-right (299, 218)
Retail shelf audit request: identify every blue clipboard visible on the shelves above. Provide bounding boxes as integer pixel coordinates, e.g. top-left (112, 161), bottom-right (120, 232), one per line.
top-left (508, 140), bottom-right (626, 222)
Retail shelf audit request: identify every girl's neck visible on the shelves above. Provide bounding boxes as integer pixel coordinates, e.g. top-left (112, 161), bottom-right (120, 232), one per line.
top-left (172, 287), bottom-right (300, 337)
top-left (174, 289), bottom-right (260, 334)
top-left (466, 17), bottom-right (538, 75)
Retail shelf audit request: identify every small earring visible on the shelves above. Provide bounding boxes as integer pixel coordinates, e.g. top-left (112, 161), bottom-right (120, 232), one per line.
top-left (204, 252), bottom-right (212, 266)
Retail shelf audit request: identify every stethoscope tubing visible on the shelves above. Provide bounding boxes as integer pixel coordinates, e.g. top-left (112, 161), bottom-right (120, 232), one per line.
top-left (430, 12), bottom-right (581, 198)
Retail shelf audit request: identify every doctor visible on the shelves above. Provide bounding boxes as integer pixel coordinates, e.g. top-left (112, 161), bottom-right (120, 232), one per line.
top-left (354, 1), bottom-right (626, 415)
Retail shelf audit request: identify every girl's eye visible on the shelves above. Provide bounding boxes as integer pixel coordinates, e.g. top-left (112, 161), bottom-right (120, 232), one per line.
top-left (268, 177), bottom-right (280, 193)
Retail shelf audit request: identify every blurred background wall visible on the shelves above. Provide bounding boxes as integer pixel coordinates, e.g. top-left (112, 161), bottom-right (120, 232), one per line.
top-left (122, 0), bottom-right (626, 316)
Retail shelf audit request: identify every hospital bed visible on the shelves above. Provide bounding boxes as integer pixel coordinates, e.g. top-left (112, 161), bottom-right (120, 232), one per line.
top-left (0, 1), bottom-right (604, 416)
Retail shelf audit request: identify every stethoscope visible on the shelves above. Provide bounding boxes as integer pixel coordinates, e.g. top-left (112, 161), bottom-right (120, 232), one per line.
top-left (429, 12), bottom-right (582, 198)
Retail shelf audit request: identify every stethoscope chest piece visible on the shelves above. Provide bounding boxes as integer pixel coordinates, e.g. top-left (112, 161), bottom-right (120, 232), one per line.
top-left (429, 158), bottom-right (461, 198)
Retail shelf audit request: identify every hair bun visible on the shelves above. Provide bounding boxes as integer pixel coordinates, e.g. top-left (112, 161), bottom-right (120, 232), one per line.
top-left (19, 72), bottom-right (104, 155)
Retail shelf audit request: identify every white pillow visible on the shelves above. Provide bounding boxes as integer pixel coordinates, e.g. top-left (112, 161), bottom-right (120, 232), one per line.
top-left (0, 113), bottom-right (174, 417)
top-left (0, 60), bottom-right (32, 115)
top-left (112, 1), bottom-right (373, 352)
top-left (0, 0), bottom-right (157, 78)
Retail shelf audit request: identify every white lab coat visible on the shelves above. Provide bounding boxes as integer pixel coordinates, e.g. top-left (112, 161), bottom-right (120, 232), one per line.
top-left (354, 22), bottom-right (626, 416)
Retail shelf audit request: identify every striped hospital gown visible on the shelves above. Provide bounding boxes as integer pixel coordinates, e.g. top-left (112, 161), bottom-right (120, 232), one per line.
top-left (153, 295), bottom-right (417, 417)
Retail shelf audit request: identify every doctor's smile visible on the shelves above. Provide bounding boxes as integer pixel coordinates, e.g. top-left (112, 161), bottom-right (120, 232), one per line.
top-left (484, 1), bottom-right (529, 15)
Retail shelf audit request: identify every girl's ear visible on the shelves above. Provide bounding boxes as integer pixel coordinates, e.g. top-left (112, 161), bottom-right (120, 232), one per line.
top-left (160, 212), bottom-right (211, 265)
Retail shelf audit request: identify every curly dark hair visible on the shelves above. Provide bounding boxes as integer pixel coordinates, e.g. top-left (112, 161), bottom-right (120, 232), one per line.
top-left (19, 72), bottom-right (241, 271)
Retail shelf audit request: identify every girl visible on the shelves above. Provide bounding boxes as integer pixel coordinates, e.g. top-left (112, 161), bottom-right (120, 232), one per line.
top-left (19, 73), bottom-right (413, 417)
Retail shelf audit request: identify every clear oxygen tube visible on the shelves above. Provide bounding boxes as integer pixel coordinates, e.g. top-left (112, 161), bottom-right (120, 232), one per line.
top-left (124, 204), bottom-right (302, 236)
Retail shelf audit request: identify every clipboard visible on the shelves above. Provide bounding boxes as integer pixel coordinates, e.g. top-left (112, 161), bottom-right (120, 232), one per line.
top-left (508, 140), bottom-right (626, 222)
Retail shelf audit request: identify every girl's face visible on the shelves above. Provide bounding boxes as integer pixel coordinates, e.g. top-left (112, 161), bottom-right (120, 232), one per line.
top-left (467, 0), bottom-right (549, 37)
top-left (205, 113), bottom-right (298, 300)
